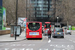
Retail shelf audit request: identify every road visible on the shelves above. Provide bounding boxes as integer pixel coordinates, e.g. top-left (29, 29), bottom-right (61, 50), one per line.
top-left (0, 34), bottom-right (75, 50)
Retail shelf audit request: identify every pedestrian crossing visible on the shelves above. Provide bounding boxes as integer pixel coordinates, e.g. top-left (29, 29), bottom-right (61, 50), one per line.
top-left (0, 44), bottom-right (74, 50)
top-left (0, 48), bottom-right (74, 50)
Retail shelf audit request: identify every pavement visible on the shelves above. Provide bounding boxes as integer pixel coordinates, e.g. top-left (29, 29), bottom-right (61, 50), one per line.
top-left (0, 31), bottom-right (26, 42)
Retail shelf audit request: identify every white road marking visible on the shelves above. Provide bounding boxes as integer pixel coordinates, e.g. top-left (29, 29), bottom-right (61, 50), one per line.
top-left (44, 49), bottom-right (48, 50)
top-left (62, 45), bottom-right (63, 47)
top-left (5, 48), bottom-right (9, 50)
top-left (67, 45), bottom-right (69, 47)
top-left (62, 49), bottom-right (65, 50)
top-left (26, 48), bottom-right (33, 50)
top-left (12, 48), bottom-right (16, 50)
top-left (69, 39), bottom-right (72, 41)
top-left (50, 44), bottom-right (53, 46)
top-left (56, 45), bottom-right (57, 47)
top-left (39, 49), bottom-right (42, 50)
top-left (53, 49), bottom-right (55, 50)
top-left (48, 39), bottom-right (51, 43)
top-left (20, 48), bottom-right (25, 50)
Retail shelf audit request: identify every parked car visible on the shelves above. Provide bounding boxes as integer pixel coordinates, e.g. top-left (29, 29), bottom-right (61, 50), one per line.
top-left (52, 28), bottom-right (64, 38)
top-left (65, 30), bottom-right (71, 35)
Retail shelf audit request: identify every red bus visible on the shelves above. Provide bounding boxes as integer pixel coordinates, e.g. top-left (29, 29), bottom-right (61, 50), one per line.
top-left (26, 21), bottom-right (42, 39)
top-left (43, 22), bottom-right (51, 35)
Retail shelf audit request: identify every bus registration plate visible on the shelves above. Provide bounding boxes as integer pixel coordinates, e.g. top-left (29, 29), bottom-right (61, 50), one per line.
top-left (29, 32), bottom-right (39, 35)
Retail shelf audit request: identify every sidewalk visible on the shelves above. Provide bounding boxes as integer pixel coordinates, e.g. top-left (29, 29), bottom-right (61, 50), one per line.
top-left (0, 31), bottom-right (26, 42)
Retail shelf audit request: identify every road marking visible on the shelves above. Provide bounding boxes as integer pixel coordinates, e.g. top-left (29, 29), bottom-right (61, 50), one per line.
top-left (48, 39), bottom-right (51, 43)
top-left (50, 44), bottom-right (53, 46)
top-left (56, 45), bottom-right (57, 47)
top-left (12, 48), bottom-right (16, 50)
top-left (62, 45), bottom-right (64, 47)
top-left (5, 48), bottom-right (9, 50)
top-left (20, 48), bottom-right (25, 50)
top-left (39, 49), bottom-right (42, 50)
top-left (69, 39), bottom-right (72, 41)
top-left (67, 45), bottom-right (69, 47)
top-left (26, 48), bottom-right (33, 50)
top-left (62, 49), bottom-right (65, 50)
top-left (41, 37), bottom-right (44, 42)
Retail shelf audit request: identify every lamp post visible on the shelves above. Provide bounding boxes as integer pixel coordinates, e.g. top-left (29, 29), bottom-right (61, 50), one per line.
top-left (15, 0), bottom-right (18, 40)
top-left (57, 16), bottom-right (59, 27)
top-left (54, 0), bottom-right (56, 28)
top-left (16, 0), bottom-right (18, 26)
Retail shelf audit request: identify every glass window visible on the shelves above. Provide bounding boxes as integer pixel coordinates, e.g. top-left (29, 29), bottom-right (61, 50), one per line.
top-left (28, 23), bottom-right (40, 31)
top-left (36, 15), bottom-right (41, 17)
top-left (49, 8), bottom-right (53, 11)
top-left (50, 5), bottom-right (52, 7)
top-left (43, 5), bottom-right (48, 7)
top-left (55, 28), bottom-right (63, 32)
top-left (43, 8), bottom-right (48, 10)
top-left (49, 16), bottom-right (52, 17)
top-left (45, 24), bottom-right (51, 28)
top-left (43, 15), bottom-right (48, 17)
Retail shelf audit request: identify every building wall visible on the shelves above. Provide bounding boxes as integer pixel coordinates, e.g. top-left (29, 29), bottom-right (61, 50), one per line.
top-left (30, 0), bottom-right (53, 18)
top-left (0, 0), bottom-right (2, 30)
top-left (0, 0), bottom-right (2, 6)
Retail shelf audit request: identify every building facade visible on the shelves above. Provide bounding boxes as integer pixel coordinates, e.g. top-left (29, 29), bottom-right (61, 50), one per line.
top-left (27, 0), bottom-right (55, 23)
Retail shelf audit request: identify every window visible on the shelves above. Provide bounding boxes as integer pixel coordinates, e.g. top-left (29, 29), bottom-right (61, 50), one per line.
top-left (55, 28), bottom-right (63, 32)
top-left (28, 23), bottom-right (40, 31)
top-left (49, 8), bottom-right (53, 11)
top-left (43, 15), bottom-right (48, 17)
top-left (45, 24), bottom-right (51, 28)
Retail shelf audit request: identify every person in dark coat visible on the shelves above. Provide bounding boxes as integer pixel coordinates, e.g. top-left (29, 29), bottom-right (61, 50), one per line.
top-left (47, 28), bottom-right (52, 40)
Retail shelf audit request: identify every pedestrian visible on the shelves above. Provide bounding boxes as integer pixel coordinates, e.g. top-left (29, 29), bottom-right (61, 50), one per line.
top-left (47, 28), bottom-right (52, 40)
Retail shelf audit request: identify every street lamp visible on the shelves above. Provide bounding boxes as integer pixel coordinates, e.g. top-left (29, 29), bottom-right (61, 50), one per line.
top-left (57, 16), bottom-right (59, 27)
top-left (16, 0), bottom-right (18, 25)
top-left (54, 0), bottom-right (56, 29)
top-left (14, 0), bottom-right (18, 40)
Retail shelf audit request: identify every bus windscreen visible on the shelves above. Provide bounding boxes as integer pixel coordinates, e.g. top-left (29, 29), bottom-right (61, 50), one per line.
top-left (45, 24), bottom-right (50, 28)
top-left (28, 23), bottom-right (40, 31)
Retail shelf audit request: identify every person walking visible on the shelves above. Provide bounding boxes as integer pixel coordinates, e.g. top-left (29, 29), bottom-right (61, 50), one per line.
top-left (47, 28), bottom-right (52, 40)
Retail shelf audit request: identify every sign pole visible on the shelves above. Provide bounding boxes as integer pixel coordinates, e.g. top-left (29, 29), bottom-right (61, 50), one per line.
top-left (15, 0), bottom-right (18, 40)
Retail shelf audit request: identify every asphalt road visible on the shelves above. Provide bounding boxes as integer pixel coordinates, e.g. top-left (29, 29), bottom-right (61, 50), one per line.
top-left (0, 34), bottom-right (75, 50)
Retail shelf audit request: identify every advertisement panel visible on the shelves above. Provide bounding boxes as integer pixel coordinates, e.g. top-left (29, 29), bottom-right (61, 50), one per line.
top-left (2, 7), bottom-right (6, 30)
top-left (18, 17), bottom-right (27, 27)
top-left (0, 7), bottom-right (6, 30)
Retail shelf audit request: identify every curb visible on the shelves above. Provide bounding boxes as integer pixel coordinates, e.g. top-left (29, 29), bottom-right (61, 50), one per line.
top-left (0, 39), bottom-right (26, 43)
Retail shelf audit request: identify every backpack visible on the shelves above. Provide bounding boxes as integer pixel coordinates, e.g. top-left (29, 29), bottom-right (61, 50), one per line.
top-left (48, 30), bottom-right (51, 34)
